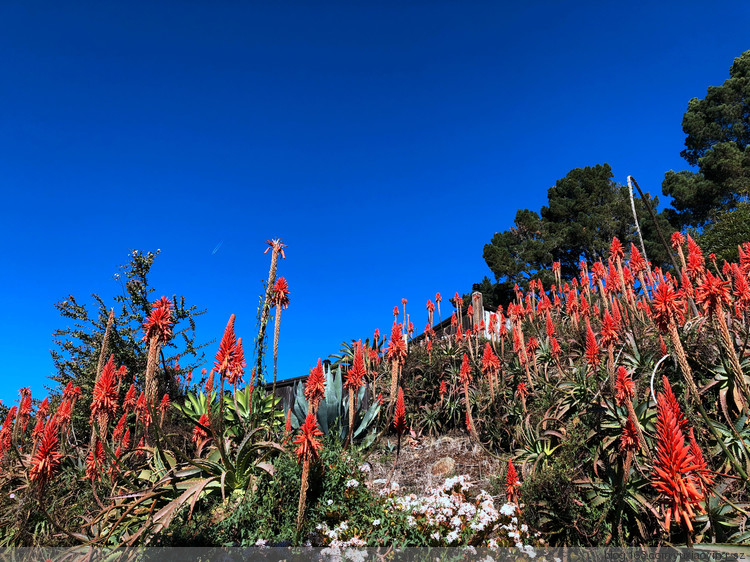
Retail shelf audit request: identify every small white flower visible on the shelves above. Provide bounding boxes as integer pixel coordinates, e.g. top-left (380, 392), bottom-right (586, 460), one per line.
top-left (372, 519), bottom-right (381, 526)
top-left (254, 539), bottom-right (267, 547)
top-left (500, 503), bottom-right (516, 517)
top-left (346, 479), bottom-right (359, 488)
top-left (9, 493), bottom-right (15, 500)
top-left (327, 499), bottom-right (334, 505)
top-left (431, 531), bottom-right (440, 541)
top-left (358, 463), bottom-right (371, 473)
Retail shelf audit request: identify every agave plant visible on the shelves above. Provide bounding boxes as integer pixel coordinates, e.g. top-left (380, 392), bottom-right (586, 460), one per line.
top-left (288, 365), bottom-right (380, 448)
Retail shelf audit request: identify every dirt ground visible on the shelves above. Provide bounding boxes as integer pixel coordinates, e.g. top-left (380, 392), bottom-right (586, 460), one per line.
top-left (363, 432), bottom-right (506, 496)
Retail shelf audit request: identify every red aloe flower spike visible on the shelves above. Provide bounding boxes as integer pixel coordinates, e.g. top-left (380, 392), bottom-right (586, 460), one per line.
top-left (652, 391), bottom-right (704, 534)
top-left (285, 408), bottom-right (292, 433)
top-left (122, 428), bottom-right (131, 450)
top-left (694, 271), bottom-right (731, 318)
top-left (686, 234), bottom-right (706, 279)
top-left (272, 277), bottom-right (290, 309)
top-left (85, 438), bottom-right (106, 482)
top-left (506, 459), bottom-right (520, 503)
top-left (294, 412), bottom-right (324, 533)
top-left (387, 322), bottom-right (408, 405)
top-left (585, 318), bottom-right (600, 370)
top-left (671, 232), bottom-right (685, 249)
top-left (214, 314), bottom-right (237, 376)
top-left (305, 359), bottom-right (326, 414)
top-left (91, 355), bottom-right (119, 431)
top-left (123, 384), bottom-right (137, 412)
top-left (610, 237), bottom-right (624, 261)
top-left (688, 428), bottom-right (713, 490)
top-left (652, 281), bottom-right (685, 333)
top-left (112, 413), bottom-right (128, 442)
top-left (192, 413), bottom-right (211, 444)
top-left (550, 337), bottom-right (562, 357)
top-left (142, 297), bottom-right (174, 344)
top-left (439, 379), bottom-right (447, 397)
top-left (600, 310), bottom-right (618, 348)
top-left (19, 392), bottom-right (32, 433)
top-left (56, 399), bottom-right (72, 432)
top-left (0, 407), bottom-right (17, 461)
top-left (294, 413), bottom-right (324, 463)
top-left (629, 243), bottom-right (646, 274)
top-left (515, 382), bottom-right (528, 400)
top-left (615, 366), bottom-right (635, 406)
top-left (344, 341), bottom-right (367, 444)
top-left (620, 418), bottom-right (640, 452)
top-left (28, 415), bottom-right (61, 490)
top-left (459, 353), bottom-right (472, 385)
top-left (662, 376), bottom-right (689, 431)
top-left (158, 393), bottom-right (171, 424)
top-left (393, 387), bottom-right (407, 435)
top-left (227, 337), bottom-right (246, 386)
top-left (732, 264), bottom-right (750, 313)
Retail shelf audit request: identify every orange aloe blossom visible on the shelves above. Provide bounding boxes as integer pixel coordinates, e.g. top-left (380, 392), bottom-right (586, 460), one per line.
top-left (270, 277), bottom-right (290, 398)
top-left (344, 341), bottom-right (366, 446)
top-left (652, 389), bottom-right (705, 540)
top-left (142, 297), bottom-right (174, 406)
top-left (305, 359), bottom-right (326, 415)
top-left (386, 322), bottom-right (407, 407)
top-left (295, 413), bottom-right (324, 533)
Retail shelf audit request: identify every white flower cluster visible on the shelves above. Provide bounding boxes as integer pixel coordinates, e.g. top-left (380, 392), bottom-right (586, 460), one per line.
top-left (315, 521), bottom-right (367, 549)
top-left (345, 479), bottom-right (359, 488)
top-left (376, 475), bottom-right (538, 549)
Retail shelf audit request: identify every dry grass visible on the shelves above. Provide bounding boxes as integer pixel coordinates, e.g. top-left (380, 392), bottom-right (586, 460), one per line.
top-left (365, 432), bottom-right (506, 495)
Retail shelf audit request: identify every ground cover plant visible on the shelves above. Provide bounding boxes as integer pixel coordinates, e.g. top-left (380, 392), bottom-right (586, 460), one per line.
top-left (0, 233), bottom-right (749, 550)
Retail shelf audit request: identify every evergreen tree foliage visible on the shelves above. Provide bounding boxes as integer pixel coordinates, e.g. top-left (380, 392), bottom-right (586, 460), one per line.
top-left (49, 250), bottom-right (209, 431)
top-left (480, 164), bottom-right (670, 308)
top-left (663, 50), bottom-right (750, 231)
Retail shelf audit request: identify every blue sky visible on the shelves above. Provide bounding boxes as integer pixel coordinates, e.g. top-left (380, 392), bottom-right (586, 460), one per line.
top-left (1, 1), bottom-right (749, 404)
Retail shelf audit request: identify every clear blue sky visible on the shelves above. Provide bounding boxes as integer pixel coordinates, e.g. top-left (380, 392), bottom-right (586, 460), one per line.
top-left (2, 1), bottom-right (749, 404)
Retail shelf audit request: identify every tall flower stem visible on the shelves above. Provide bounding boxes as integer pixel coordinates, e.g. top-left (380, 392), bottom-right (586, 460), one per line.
top-left (256, 239), bottom-right (286, 383)
top-left (714, 313), bottom-right (750, 412)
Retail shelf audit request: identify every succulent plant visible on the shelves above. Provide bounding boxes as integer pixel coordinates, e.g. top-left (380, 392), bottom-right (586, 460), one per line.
top-left (288, 365), bottom-right (380, 448)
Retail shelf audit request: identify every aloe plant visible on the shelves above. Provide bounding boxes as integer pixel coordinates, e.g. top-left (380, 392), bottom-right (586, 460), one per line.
top-left (288, 366), bottom-right (380, 448)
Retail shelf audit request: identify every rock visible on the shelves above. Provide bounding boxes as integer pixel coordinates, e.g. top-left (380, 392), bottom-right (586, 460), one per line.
top-left (431, 456), bottom-right (456, 476)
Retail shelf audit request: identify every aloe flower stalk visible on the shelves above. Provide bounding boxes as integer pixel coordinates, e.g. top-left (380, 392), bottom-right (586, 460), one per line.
top-left (29, 415), bottom-right (61, 492)
top-left (671, 232), bottom-right (687, 272)
top-left (615, 366), bottom-right (650, 457)
top-left (94, 309), bottom-right (115, 390)
top-left (393, 386), bottom-right (407, 460)
top-left (506, 459), bottom-right (520, 504)
top-left (256, 239), bottom-right (286, 381)
top-left (459, 353), bottom-right (477, 440)
top-left (481, 342), bottom-right (500, 401)
top-left (305, 359), bottom-right (326, 415)
top-left (695, 272), bottom-right (749, 412)
top-left (344, 341), bottom-right (366, 447)
top-left (142, 297), bottom-right (174, 406)
top-left (270, 277), bottom-right (290, 399)
top-left (652, 389), bottom-right (705, 542)
top-left (294, 413), bottom-right (323, 533)
top-left (386, 322), bottom-right (407, 407)
top-left (90, 355), bottom-right (119, 438)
